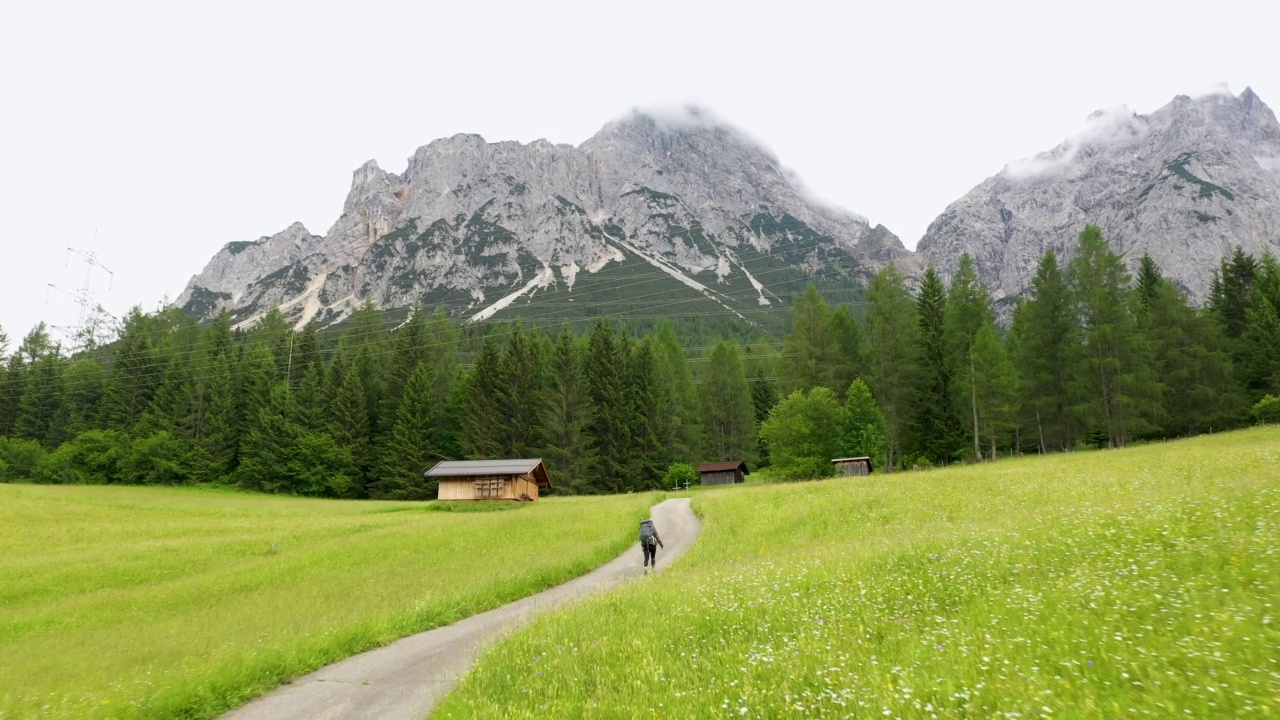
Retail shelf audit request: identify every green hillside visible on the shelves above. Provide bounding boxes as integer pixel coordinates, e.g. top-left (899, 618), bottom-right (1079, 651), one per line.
top-left (438, 426), bottom-right (1280, 718)
top-left (0, 487), bottom-right (656, 719)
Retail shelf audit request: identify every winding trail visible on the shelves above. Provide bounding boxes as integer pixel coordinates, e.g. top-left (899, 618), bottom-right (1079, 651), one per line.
top-left (223, 498), bottom-right (700, 720)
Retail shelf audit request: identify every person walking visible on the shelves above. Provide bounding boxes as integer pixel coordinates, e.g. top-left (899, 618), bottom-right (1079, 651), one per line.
top-left (639, 517), bottom-right (664, 570)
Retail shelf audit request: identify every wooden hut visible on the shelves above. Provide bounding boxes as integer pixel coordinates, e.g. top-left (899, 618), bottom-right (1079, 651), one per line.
top-left (831, 456), bottom-right (873, 476)
top-left (697, 460), bottom-right (749, 486)
top-left (427, 459), bottom-right (553, 501)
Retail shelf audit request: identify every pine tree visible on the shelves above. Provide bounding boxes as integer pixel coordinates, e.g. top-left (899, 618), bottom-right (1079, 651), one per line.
top-left (541, 330), bottom-right (595, 494)
top-left (910, 267), bottom-right (961, 464)
top-left (865, 264), bottom-right (918, 472)
top-left (944, 254), bottom-right (996, 462)
top-left (1014, 250), bottom-right (1083, 452)
top-left (782, 284), bottom-right (837, 393)
top-left (699, 341), bottom-right (756, 464)
top-left (372, 362), bottom-right (441, 499)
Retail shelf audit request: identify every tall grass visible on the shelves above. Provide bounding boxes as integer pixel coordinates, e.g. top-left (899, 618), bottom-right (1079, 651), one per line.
top-left (438, 427), bottom-right (1280, 718)
top-left (0, 486), bottom-right (655, 719)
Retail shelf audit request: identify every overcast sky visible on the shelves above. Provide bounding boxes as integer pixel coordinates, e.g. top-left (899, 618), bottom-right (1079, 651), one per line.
top-left (2, 0), bottom-right (1276, 342)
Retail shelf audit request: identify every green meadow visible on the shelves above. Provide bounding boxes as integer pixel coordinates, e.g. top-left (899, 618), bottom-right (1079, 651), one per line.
top-left (0, 487), bottom-right (656, 719)
top-left (438, 427), bottom-right (1280, 718)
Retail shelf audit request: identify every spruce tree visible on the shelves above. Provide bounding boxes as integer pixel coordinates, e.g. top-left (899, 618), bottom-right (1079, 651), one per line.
top-left (750, 375), bottom-right (779, 467)
top-left (59, 359), bottom-right (106, 441)
top-left (828, 305), bottom-right (867, 400)
top-left (14, 350), bottom-right (64, 447)
top-left (236, 382), bottom-right (299, 492)
top-left (911, 267), bottom-right (961, 464)
top-left (497, 325), bottom-right (547, 457)
top-left (782, 284), bottom-right (837, 394)
top-left (651, 322), bottom-right (700, 461)
top-left (1015, 250), bottom-right (1083, 452)
top-left (1068, 225), bottom-right (1161, 447)
top-left (944, 254), bottom-right (995, 461)
top-left (327, 359), bottom-right (371, 495)
top-left (1139, 262), bottom-right (1243, 435)
top-left (1243, 252), bottom-right (1280, 397)
top-left (99, 309), bottom-right (158, 431)
top-left (461, 335), bottom-right (504, 459)
top-left (373, 362), bottom-right (440, 499)
top-left (626, 339), bottom-right (671, 490)
top-left (840, 378), bottom-right (887, 471)
top-left (585, 320), bottom-right (632, 494)
top-left (970, 321), bottom-right (1017, 458)
top-left (541, 330), bottom-right (595, 493)
top-left (865, 264), bottom-right (919, 472)
top-left (699, 341), bottom-right (756, 464)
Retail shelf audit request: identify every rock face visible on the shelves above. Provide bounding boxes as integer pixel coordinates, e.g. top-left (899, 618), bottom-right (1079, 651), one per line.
top-left (177, 108), bottom-right (908, 329)
top-left (917, 87), bottom-right (1280, 308)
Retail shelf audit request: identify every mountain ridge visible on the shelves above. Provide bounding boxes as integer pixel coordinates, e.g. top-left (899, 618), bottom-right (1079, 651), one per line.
top-left (177, 107), bottom-right (906, 331)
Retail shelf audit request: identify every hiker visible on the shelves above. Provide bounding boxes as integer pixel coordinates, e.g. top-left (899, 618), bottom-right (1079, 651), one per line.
top-left (639, 517), bottom-right (664, 569)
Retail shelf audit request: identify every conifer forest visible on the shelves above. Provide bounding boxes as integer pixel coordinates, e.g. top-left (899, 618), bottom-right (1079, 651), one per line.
top-left (2, 226), bottom-right (1278, 497)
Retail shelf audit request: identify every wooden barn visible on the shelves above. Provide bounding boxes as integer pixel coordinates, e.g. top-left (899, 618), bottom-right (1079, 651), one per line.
top-left (698, 460), bottom-right (750, 486)
top-left (832, 456), bottom-right (874, 476)
top-left (426, 459), bottom-right (553, 502)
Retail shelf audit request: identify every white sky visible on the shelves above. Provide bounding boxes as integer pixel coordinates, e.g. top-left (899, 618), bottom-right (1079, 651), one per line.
top-left (1, 0), bottom-right (1276, 342)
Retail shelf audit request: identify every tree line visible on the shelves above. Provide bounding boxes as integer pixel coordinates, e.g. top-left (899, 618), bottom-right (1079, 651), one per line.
top-left (2, 225), bottom-right (1278, 494)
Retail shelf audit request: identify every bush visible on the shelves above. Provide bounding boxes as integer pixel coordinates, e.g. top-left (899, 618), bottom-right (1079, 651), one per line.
top-left (30, 430), bottom-right (127, 485)
top-left (121, 431), bottom-right (192, 485)
top-left (1254, 394), bottom-right (1280, 424)
top-left (759, 387), bottom-right (842, 481)
top-left (664, 463), bottom-right (699, 490)
top-left (0, 437), bottom-right (47, 481)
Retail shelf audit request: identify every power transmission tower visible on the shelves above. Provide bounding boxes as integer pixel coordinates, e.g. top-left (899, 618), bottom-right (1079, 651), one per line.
top-left (44, 241), bottom-right (118, 352)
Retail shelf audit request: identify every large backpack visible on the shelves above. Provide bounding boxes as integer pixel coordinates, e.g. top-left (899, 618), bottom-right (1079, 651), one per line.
top-left (639, 519), bottom-right (655, 544)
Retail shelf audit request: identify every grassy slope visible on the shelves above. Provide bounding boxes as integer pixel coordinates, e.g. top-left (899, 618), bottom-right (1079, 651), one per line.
top-left (438, 427), bottom-right (1280, 718)
top-left (0, 487), bottom-right (657, 719)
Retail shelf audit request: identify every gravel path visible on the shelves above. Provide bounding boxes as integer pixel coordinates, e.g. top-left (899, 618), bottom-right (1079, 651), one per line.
top-left (222, 497), bottom-right (700, 720)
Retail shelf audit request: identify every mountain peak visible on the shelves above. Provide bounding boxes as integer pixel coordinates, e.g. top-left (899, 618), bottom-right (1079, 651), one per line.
top-left (921, 88), bottom-right (1280, 310)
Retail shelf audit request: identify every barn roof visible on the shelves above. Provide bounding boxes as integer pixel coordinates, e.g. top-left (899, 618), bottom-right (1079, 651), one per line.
top-left (832, 456), bottom-right (874, 470)
top-left (697, 461), bottom-right (750, 474)
top-left (424, 459), bottom-right (553, 488)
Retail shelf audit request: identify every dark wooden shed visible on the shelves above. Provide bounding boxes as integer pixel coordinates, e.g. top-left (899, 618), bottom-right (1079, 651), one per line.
top-left (832, 456), bottom-right (873, 476)
top-left (698, 460), bottom-right (749, 486)
top-left (426, 459), bottom-right (553, 501)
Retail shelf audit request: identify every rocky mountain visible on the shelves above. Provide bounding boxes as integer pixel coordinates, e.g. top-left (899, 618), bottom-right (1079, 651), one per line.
top-left (917, 87), bottom-right (1280, 308)
top-left (177, 108), bottom-right (908, 330)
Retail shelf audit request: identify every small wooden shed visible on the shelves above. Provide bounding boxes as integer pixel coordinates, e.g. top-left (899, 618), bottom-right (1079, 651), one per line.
top-left (698, 460), bottom-right (750, 486)
top-left (832, 456), bottom-right (874, 476)
top-left (426, 459), bottom-right (553, 501)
